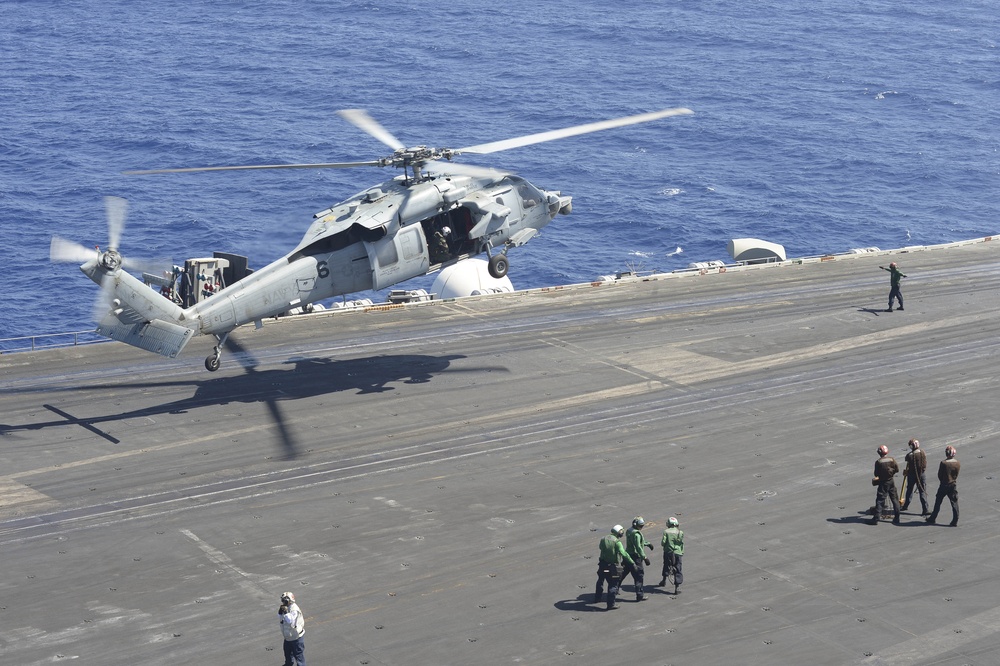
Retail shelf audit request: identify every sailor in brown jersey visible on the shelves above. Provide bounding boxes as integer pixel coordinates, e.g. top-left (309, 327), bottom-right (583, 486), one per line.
top-left (871, 444), bottom-right (901, 525)
top-left (901, 438), bottom-right (929, 515)
top-left (927, 445), bottom-right (960, 526)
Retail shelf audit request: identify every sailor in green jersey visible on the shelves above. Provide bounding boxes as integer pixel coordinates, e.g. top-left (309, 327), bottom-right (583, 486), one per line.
top-left (880, 262), bottom-right (907, 312)
top-left (624, 516), bottom-right (654, 601)
top-left (660, 516), bottom-right (684, 594)
top-left (595, 524), bottom-right (633, 610)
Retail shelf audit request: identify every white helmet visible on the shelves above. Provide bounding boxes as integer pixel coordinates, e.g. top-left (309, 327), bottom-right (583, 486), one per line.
top-left (280, 591), bottom-right (295, 603)
top-left (667, 517), bottom-right (679, 527)
top-left (441, 226), bottom-right (451, 234)
top-left (612, 524), bottom-right (625, 537)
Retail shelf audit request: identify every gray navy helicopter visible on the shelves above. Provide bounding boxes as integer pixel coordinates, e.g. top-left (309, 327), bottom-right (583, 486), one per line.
top-left (50, 107), bottom-right (693, 372)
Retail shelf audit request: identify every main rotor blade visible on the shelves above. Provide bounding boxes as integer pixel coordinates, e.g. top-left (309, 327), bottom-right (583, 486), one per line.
top-left (222, 335), bottom-right (299, 459)
top-left (124, 160), bottom-right (381, 175)
top-left (105, 195), bottom-right (127, 251)
top-left (50, 236), bottom-right (96, 264)
top-left (423, 159), bottom-right (509, 180)
top-left (455, 107), bottom-right (694, 156)
top-left (337, 109), bottom-right (405, 151)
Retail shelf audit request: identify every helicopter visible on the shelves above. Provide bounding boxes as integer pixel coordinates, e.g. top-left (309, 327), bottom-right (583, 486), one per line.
top-left (50, 107), bottom-right (693, 372)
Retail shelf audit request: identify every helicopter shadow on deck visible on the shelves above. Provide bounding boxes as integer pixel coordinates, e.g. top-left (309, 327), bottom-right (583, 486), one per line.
top-left (0, 351), bottom-right (507, 460)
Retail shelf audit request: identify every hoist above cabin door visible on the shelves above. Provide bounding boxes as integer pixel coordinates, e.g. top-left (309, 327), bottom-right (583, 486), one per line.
top-left (365, 223), bottom-right (430, 290)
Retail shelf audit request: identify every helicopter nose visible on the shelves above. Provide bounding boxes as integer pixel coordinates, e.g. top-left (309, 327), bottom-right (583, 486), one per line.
top-left (557, 195), bottom-right (572, 215)
top-left (545, 192), bottom-right (572, 218)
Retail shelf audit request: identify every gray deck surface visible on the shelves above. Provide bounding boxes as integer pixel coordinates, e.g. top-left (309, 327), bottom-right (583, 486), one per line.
top-left (2, 241), bottom-right (999, 665)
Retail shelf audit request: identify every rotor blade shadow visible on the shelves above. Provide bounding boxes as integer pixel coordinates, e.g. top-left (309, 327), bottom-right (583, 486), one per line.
top-left (43, 404), bottom-right (120, 444)
top-left (223, 334), bottom-right (298, 460)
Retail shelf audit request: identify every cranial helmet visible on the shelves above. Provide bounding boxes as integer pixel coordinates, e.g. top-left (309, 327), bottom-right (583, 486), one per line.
top-left (281, 591), bottom-right (295, 603)
top-left (878, 445), bottom-right (889, 456)
top-left (908, 438), bottom-right (919, 449)
top-left (889, 262), bottom-right (897, 268)
top-left (945, 445), bottom-right (957, 459)
top-left (632, 516), bottom-right (645, 528)
top-left (667, 517), bottom-right (679, 527)
top-left (442, 226), bottom-right (451, 234)
top-left (612, 524), bottom-right (625, 537)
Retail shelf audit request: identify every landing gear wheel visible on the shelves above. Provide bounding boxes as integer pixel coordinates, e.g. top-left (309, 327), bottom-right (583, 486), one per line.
top-left (488, 253), bottom-right (509, 279)
top-left (205, 333), bottom-right (228, 372)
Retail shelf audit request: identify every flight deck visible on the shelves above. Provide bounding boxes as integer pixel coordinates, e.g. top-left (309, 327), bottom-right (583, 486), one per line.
top-left (2, 239), bottom-right (999, 665)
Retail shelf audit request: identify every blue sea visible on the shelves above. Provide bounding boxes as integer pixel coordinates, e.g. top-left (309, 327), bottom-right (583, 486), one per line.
top-left (2, 0), bottom-right (997, 340)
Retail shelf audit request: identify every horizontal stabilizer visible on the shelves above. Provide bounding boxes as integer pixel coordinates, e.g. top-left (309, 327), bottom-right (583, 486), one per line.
top-left (97, 316), bottom-right (195, 358)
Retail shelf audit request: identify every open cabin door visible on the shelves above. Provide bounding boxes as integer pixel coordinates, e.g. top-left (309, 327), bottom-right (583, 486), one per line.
top-left (365, 223), bottom-right (430, 290)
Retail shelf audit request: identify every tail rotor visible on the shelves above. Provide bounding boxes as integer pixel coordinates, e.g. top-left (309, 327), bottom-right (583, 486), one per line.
top-left (49, 196), bottom-right (168, 321)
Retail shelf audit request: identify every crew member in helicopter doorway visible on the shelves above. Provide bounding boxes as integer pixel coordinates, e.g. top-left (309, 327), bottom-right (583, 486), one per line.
top-left (430, 225), bottom-right (451, 263)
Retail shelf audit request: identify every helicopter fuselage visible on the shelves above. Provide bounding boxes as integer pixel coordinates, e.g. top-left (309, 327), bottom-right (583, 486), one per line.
top-left (190, 172), bottom-right (569, 335)
top-left (83, 171), bottom-right (571, 347)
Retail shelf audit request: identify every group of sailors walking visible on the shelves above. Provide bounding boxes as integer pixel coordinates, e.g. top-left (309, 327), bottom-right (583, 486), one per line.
top-left (595, 516), bottom-right (685, 610)
top-left (871, 438), bottom-right (960, 526)
top-left (591, 437), bottom-right (961, 614)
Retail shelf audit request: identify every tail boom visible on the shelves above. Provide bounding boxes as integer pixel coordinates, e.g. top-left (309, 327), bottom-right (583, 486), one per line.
top-left (88, 265), bottom-right (195, 358)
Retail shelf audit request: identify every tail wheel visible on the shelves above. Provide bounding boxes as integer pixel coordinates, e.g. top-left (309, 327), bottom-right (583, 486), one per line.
top-left (488, 253), bottom-right (509, 279)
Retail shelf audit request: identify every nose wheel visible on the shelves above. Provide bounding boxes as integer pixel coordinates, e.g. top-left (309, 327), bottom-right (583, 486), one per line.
top-left (205, 332), bottom-right (229, 372)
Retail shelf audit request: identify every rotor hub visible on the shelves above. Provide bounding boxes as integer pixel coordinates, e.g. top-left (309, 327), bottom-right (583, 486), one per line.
top-left (381, 146), bottom-right (455, 171)
top-left (101, 249), bottom-right (123, 271)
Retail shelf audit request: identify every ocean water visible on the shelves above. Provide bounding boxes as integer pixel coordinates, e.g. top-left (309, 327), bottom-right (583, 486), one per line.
top-left (2, 0), bottom-right (997, 339)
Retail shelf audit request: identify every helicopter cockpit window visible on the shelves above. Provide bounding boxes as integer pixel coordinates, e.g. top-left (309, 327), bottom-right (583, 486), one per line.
top-left (515, 179), bottom-right (543, 210)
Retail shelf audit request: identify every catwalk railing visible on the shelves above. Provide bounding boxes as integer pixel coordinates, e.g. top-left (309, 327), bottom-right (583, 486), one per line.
top-left (0, 331), bottom-right (107, 354)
